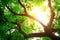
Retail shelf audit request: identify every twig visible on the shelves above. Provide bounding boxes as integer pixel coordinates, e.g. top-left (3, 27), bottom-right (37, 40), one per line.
top-left (18, 0), bottom-right (28, 14)
top-left (6, 6), bottom-right (27, 16)
top-left (6, 6), bottom-right (17, 15)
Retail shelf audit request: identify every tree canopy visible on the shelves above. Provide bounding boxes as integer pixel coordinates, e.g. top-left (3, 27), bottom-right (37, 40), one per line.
top-left (0, 0), bottom-right (60, 40)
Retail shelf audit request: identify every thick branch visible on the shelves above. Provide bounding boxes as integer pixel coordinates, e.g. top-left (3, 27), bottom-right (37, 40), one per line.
top-left (26, 32), bottom-right (46, 38)
top-left (46, 33), bottom-right (60, 40)
top-left (47, 0), bottom-right (55, 29)
top-left (18, 0), bottom-right (27, 14)
top-left (10, 22), bottom-right (60, 40)
top-left (12, 21), bottom-right (46, 38)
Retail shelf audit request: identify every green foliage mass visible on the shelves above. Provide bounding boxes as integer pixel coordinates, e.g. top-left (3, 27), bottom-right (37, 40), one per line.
top-left (0, 0), bottom-right (60, 40)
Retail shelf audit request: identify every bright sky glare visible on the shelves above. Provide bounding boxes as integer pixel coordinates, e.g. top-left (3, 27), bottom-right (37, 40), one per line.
top-left (28, 0), bottom-right (51, 34)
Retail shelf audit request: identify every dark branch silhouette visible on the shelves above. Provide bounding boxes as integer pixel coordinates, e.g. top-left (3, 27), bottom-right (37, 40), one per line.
top-left (18, 0), bottom-right (28, 14)
top-left (12, 22), bottom-right (27, 37)
top-left (12, 21), bottom-right (46, 38)
top-left (12, 21), bottom-right (60, 40)
top-left (6, 6), bottom-right (26, 16)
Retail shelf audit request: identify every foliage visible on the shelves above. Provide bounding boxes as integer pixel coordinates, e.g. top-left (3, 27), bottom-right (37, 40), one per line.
top-left (0, 0), bottom-right (60, 40)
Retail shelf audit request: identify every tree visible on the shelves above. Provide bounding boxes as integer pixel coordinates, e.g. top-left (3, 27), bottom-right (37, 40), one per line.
top-left (0, 0), bottom-right (60, 40)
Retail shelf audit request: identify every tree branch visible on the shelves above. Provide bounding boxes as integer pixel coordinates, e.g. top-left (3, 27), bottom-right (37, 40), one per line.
top-left (12, 21), bottom-right (46, 38)
top-left (6, 6), bottom-right (27, 16)
top-left (26, 14), bottom-right (46, 28)
top-left (10, 21), bottom-right (60, 40)
top-left (18, 0), bottom-right (28, 14)
top-left (6, 6), bottom-right (17, 15)
top-left (12, 21), bottom-right (27, 37)
top-left (6, 6), bottom-right (46, 29)
top-left (46, 33), bottom-right (60, 40)
top-left (47, 0), bottom-right (55, 30)
top-left (26, 32), bottom-right (46, 38)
